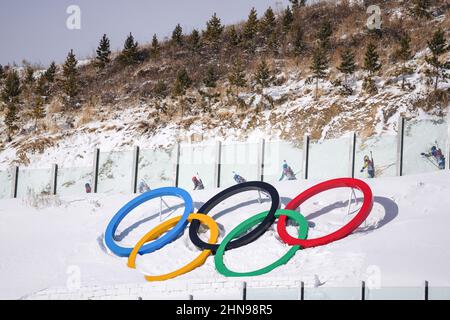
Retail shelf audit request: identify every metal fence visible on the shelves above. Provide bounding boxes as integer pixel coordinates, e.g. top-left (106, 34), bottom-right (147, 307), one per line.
top-left (1, 117), bottom-right (449, 199)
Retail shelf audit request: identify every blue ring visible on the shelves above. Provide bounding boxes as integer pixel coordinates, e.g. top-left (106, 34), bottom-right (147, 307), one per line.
top-left (104, 187), bottom-right (193, 257)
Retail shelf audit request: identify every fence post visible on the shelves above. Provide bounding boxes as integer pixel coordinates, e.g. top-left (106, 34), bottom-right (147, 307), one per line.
top-left (396, 117), bottom-right (405, 177)
top-left (175, 143), bottom-right (181, 188)
top-left (131, 146), bottom-right (140, 193)
top-left (425, 281), bottom-right (429, 301)
top-left (11, 166), bottom-right (19, 198)
top-left (259, 138), bottom-right (265, 182)
top-left (188, 294), bottom-right (193, 300)
top-left (92, 148), bottom-right (100, 193)
top-left (349, 132), bottom-right (357, 178)
top-left (298, 281), bottom-right (305, 301)
top-left (215, 141), bottom-right (222, 188)
top-left (242, 282), bottom-right (247, 301)
top-left (51, 164), bottom-right (58, 195)
top-left (361, 281), bottom-right (366, 301)
top-left (302, 134), bottom-right (310, 180)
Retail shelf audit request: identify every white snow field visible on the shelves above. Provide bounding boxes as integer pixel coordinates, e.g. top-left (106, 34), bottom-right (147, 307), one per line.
top-left (1, 171), bottom-right (450, 300)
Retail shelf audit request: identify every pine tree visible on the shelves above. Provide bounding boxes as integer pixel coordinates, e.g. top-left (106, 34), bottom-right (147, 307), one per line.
top-left (154, 80), bottom-right (168, 99)
top-left (172, 24), bottom-right (183, 46)
top-left (45, 62), bottom-right (57, 83)
top-left (1, 70), bottom-right (21, 104)
top-left (396, 34), bottom-right (413, 89)
top-left (228, 58), bottom-right (247, 92)
top-left (317, 20), bottom-right (333, 50)
top-left (172, 68), bottom-right (192, 97)
top-left (411, 0), bottom-right (431, 19)
top-left (203, 65), bottom-right (219, 88)
top-left (292, 27), bottom-right (306, 56)
top-left (96, 34), bottom-right (111, 69)
top-left (2, 70), bottom-right (21, 142)
top-left (32, 95), bottom-right (46, 128)
top-left (150, 34), bottom-right (160, 59)
top-left (282, 6), bottom-right (294, 34)
top-left (226, 26), bottom-right (241, 49)
top-left (425, 28), bottom-right (449, 91)
top-left (243, 8), bottom-right (259, 42)
top-left (63, 49), bottom-right (78, 99)
top-left (363, 42), bottom-right (382, 76)
top-left (254, 60), bottom-right (272, 88)
top-left (0, 64), bottom-right (4, 80)
top-left (35, 75), bottom-right (49, 97)
top-left (260, 7), bottom-right (276, 39)
top-left (289, 0), bottom-right (306, 10)
top-left (203, 13), bottom-right (224, 49)
top-left (338, 48), bottom-right (356, 85)
top-left (120, 32), bottom-right (139, 65)
top-left (310, 46), bottom-right (329, 100)
top-left (24, 65), bottom-right (35, 85)
top-left (189, 29), bottom-right (201, 53)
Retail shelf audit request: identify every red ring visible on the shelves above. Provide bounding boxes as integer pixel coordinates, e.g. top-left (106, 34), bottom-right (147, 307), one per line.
top-left (277, 178), bottom-right (373, 248)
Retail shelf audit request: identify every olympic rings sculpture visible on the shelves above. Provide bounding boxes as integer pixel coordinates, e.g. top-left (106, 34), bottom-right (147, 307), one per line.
top-left (104, 179), bottom-right (374, 281)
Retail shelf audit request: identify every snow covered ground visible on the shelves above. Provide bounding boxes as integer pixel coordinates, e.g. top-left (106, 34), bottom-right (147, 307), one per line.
top-left (1, 171), bottom-right (450, 300)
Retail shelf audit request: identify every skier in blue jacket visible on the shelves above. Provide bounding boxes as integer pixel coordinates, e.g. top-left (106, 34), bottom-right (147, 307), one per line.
top-left (232, 171), bottom-right (247, 184)
top-left (279, 160), bottom-right (297, 181)
top-left (422, 146), bottom-right (446, 170)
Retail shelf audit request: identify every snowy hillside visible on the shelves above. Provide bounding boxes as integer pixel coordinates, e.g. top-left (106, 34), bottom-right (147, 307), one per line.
top-left (1, 171), bottom-right (450, 300)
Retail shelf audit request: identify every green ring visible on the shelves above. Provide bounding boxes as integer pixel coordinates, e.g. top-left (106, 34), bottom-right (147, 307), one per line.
top-left (214, 209), bottom-right (309, 277)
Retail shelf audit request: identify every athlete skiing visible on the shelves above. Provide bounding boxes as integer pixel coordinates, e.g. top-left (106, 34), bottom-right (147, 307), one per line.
top-left (360, 154), bottom-right (375, 178)
top-left (421, 146), bottom-right (446, 170)
top-left (232, 171), bottom-right (247, 184)
top-left (279, 160), bottom-right (297, 181)
top-left (192, 175), bottom-right (205, 190)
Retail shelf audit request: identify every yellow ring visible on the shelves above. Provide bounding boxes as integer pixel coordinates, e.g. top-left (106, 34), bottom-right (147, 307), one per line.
top-left (127, 213), bottom-right (219, 281)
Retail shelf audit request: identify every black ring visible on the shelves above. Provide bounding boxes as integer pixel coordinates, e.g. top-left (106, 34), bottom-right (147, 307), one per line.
top-left (189, 181), bottom-right (280, 253)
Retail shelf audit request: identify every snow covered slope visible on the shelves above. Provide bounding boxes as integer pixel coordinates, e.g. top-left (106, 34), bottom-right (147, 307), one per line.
top-left (1, 171), bottom-right (450, 299)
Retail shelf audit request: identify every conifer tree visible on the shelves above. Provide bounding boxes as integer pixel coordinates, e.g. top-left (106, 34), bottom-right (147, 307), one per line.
top-left (396, 34), bottom-right (413, 89)
top-left (289, 0), bottom-right (306, 10)
top-left (0, 64), bottom-right (4, 79)
top-left (228, 58), bottom-right (247, 92)
top-left (154, 80), bottom-right (168, 100)
top-left (32, 95), bottom-right (46, 128)
top-left (310, 46), bottom-right (328, 100)
top-left (172, 68), bottom-right (192, 97)
top-left (63, 49), bottom-right (78, 99)
top-left (35, 75), bottom-right (49, 97)
top-left (203, 65), bottom-right (219, 88)
top-left (120, 32), bottom-right (139, 65)
top-left (45, 62), bottom-right (57, 83)
top-left (1, 70), bottom-right (21, 142)
top-left (282, 6), bottom-right (294, 34)
top-left (243, 8), bottom-right (259, 43)
top-left (317, 20), bottom-right (333, 50)
top-left (292, 27), bottom-right (306, 56)
top-left (226, 26), bottom-right (241, 49)
top-left (150, 34), bottom-right (160, 59)
top-left (96, 34), bottom-right (111, 69)
top-left (260, 7), bottom-right (276, 39)
top-left (411, 0), bottom-right (431, 19)
top-left (338, 48), bottom-right (356, 85)
top-left (254, 60), bottom-right (272, 88)
top-left (172, 24), bottom-right (183, 46)
top-left (24, 65), bottom-right (35, 85)
top-left (363, 42), bottom-right (382, 76)
top-left (426, 28), bottom-right (449, 91)
top-left (203, 13), bottom-right (224, 49)
top-left (188, 29), bottom-right (201, 53)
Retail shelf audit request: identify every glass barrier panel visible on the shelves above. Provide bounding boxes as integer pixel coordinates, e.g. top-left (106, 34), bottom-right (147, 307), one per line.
top-left (219, 142), bottom-right (259, 188)
top-left (247, 287), bottom-right (299, 300)
top-left (403, 119), bottom-right (448, 175)
top-left (304, 287), bottom-right (361, 300)
top-left (57, 166), bottom-right (93, 196)
top-left (366, 287), bottom-right (424, 300)
top-left (429, 287), bottom-right (450, 300)
top-left (264, 140), bottom-right (303, 183)
top-left (309, 137), bottom-right (351, 180)
top-left (354, 135), bottom-right (397, 178)
top-left (97, 150), bottom-right (133, 194)
top-left (178, 143), bottom-right (217, 191)
top-left (0, 169), bottom-right (13, 199)
top-left (16, 168), bottom-right (53, 198)
top-left (137, 147), bottom-right (177, 190)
